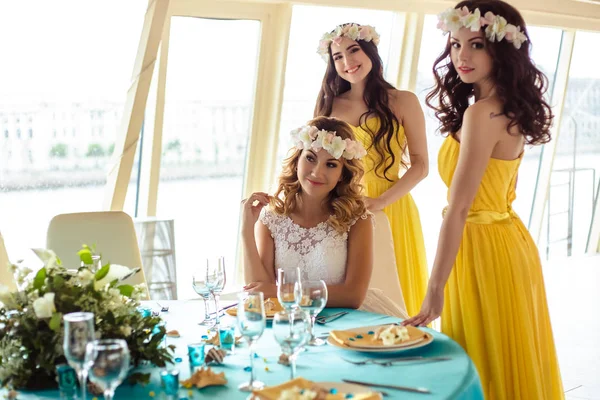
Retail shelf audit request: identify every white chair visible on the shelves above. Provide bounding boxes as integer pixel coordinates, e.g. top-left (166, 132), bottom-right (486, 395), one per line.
top-left (363, 211), bottom-right (408, 319)
top-left (0, 231), bottom-right (17, 291)
top-left (46, 211), bottom-right (148, 296)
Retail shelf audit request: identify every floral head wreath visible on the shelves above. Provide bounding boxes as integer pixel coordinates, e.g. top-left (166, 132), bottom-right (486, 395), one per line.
top-left (317, 23), bottom-right (380, 61)
top-left (290, 125), bottom-right (367, 160)
top-left (437, 6), bottom-right (528, 49)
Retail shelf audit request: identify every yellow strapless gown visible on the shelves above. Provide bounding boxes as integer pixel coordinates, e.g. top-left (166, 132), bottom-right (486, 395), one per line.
top-left (439, 136), bottom-right (564, 399)
top-left (351, 118), bottom-right (428, 317)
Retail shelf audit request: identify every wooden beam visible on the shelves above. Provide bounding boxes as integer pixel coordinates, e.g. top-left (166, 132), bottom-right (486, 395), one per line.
top-left (103, 0), bottom-right (170, 211)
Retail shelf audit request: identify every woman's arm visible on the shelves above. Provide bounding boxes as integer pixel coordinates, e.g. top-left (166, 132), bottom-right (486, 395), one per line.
top-left (403, 103), bottom-right (499, 326)
top-left (367, 90), bottom-right (429, 210)
top-left (242, 193), bottom-right (276, 285)
top-left (325, 215), bottom-right (374, 308)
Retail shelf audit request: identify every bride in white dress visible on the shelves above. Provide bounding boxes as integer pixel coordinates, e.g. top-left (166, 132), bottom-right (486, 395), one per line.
top-left (241, 116), bottom-right (407, 318)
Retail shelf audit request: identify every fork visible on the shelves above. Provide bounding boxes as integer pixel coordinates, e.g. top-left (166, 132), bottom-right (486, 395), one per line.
top-left (315, 311), bottom-right (348, 324)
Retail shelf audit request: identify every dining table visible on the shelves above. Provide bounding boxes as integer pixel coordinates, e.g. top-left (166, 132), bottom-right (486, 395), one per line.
top-left (6, 299), bottom-right (484, 399)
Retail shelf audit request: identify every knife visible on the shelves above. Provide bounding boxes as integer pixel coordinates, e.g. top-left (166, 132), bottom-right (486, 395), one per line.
top-left (342, 379), bottom-right (431, 394)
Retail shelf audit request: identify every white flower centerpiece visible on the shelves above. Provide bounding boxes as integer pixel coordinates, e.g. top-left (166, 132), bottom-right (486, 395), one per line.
top-left (0, 246), bottom-right (174, 389)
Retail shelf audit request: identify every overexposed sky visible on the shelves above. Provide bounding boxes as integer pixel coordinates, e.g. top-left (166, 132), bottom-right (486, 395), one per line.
top-left (0, 1), bottom-right (597, 106)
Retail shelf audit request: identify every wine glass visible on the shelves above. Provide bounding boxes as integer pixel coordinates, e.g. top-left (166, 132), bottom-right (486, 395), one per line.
top-left (192, 264), bottom-right (214, 326)
top-left (277, 267), bottom-right (302, 312)
top-left (63, 312), bottom-right (95, 400)
top-left (207, 257), bottom-right (226, 327)
top-left (236, 292), bottom-right (266, 392)
top-left (272, 310), bottom-right (311, 379)
top-left (298, 280), bottom-right (328, 346)
top-left (85, 339), bottom-right (130, 400)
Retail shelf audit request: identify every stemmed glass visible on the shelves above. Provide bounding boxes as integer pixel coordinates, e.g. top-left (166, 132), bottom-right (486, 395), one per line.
top-left (236, 292), bottom-right (266, 392)
top-left (63, 312), bottom-right (95, 400)
top-left (298, 280), bottom-right (328, 346)
top-left (192, 264), bottom-right (213, 326)
top-left (85, 339), bottom-right (130, 400)
top-left (207, 257), bottom-right (226, 327)
top-left (276, 267), bottom-right (302, 312)
top-left (272, 310), bottom-right (311, 379)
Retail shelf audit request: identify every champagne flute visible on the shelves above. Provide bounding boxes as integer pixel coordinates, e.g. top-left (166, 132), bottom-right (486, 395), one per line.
top-left (237, 292), bottom-right (266, 392)
top-left (85, 339), bottom-right (130, 400)
top-left (272, 310), bottom-right (311, 379)
top-left (207, 257), bottom-right (226, 327)
top-left (63, 312), bottom-right (95, 400)
top-left (298, 280), bottom-right (328, 346)
top-left (192, 264), bottom-right (213, 326)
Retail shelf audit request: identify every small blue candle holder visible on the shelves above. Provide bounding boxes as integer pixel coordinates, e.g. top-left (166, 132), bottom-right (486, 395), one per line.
top-left (219, 325), bottom-right (236, 352)
top-left (56, 363), bottom-right (78, 400)
top-left (137, 306), bottom-right (152, 318)
top-left (187, 342), bottom-right (206, 369)
top-left (160, 368), bottom-right (180, 396)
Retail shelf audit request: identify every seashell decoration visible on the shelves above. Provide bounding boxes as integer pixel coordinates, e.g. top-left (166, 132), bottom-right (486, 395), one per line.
top-left (181, 367), bottom-right (227, 389)
top-left (205, 347), bottom-right (227, 364)
top-left (166, 329), bottom-right (181, 338)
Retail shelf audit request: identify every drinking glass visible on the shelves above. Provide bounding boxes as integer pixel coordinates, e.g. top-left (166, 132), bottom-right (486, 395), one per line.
top-left (192, 263), bottom-right (213, 326)
top-left (272, 310), bottom-right (311, 379)
top-left (298, 280), bottom-right (328, 345)
top-left (276, 267), bottom-right (301, 312)
top-left (236, 292), bottom-right (266, 392)
top-left (63, 312), bottom-right (95, 400)
top-left (207, 257), bottom-right (226, 327)
top-left (85, 339), bottom-right (130, 400)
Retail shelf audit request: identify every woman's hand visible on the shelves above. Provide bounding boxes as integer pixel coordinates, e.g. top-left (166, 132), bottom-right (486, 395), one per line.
top-left (243, 282), bottom-right (277, 298)
top-left (401, 286), bottom-right (444, 327)
top-left (364, 196), bottom-right (385, 211)
top-left (240, 192), bottom-right (270, 232)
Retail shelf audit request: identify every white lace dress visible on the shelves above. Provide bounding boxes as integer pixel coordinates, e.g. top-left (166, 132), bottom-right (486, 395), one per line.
top-left (259, 208), bottom-right (408, 318)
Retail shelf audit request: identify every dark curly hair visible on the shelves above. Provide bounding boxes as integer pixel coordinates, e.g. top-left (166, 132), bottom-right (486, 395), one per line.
top-left (426, 0), bottom-right (553, 145)
top-left (314, 23), bottom-right (405, 181)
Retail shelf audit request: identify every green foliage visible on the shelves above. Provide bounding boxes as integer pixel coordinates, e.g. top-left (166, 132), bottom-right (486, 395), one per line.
top-left (49, 143), bottom-right (68, 158)
top-left (85, 143), bottom-right (106, 157)
top-left (0, 247), bottom-right (173, 389)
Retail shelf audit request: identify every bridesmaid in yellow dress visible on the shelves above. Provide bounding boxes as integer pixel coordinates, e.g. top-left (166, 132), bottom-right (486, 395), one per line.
top-left (313, 23), bottom-right (429, 316)
top-left (403, 1), bottom-right (564, 398)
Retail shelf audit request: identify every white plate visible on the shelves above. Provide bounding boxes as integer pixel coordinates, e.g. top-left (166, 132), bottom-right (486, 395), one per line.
top-left (327, 328), bottom-right (433, 353)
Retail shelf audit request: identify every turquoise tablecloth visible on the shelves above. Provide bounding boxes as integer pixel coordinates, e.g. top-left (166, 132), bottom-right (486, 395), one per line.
top-left (9, 300), bottom-right (483, 399)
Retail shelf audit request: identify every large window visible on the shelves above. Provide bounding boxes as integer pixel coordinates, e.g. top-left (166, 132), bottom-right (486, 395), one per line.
top-left (0, 0), bottom-right (145, 261)
top-left (543, 31), bottom-right (600, 258)
top-left (157, 17), bottom-right (260, 299)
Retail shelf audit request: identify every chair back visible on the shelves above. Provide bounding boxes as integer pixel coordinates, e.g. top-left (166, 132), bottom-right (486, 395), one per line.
top-left (369, 211), bottom-right (408, 317)
top-left (0, 231), bottom-right (17, 291)
top-left (46, 211), bottom-right (147, 295)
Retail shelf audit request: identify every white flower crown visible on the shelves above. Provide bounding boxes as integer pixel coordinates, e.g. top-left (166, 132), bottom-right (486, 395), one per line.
top-left (290, 125), bottom-right (367, 160)
top-left (317, 23), bottom-right (380, 61)
top-left (437, 7), bottom-right (528, 49)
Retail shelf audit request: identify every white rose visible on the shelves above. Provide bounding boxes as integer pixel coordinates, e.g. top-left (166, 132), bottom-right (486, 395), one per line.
top-left (77, 269), bottom-right (95, 286)
top-left (94, 264), bottom-right (136, 290)
top-left (33, 292), bottom-right (56, 319)
top-left (120, 325), bottom-right (132, 337)
top-left (0, 285), bottom-right (18, 309)
top-left (32, 249), bottom-right (59, 269)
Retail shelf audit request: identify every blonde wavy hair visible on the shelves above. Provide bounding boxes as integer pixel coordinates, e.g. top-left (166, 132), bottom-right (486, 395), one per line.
top-left (271, 116), bottom-right (366, 233)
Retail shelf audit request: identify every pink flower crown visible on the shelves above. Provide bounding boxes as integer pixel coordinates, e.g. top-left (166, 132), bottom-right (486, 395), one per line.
top-left (317, 23), bottom-right (380, 61)
top-left (290, 125), bottom-right (367, 160)
top-left (437, 6), bottom-right (528, 49)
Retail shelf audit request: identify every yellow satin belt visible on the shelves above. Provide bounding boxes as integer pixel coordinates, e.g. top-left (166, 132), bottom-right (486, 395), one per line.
top-left (442, 206), bottom-right (517, 225)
